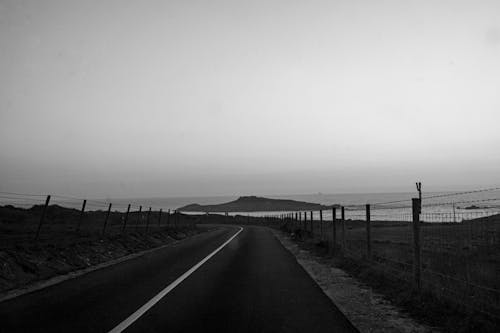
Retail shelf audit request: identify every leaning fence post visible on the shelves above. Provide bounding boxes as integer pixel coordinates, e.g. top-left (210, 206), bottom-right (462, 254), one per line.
top-left (145, 207), bottom-right (151, 233)
top-left (366, 204), bottom-right (371, 260)
top-left (123, 204), bottom-right (131, 232)
top-left (341, 206), bottom-right (346, 251)
top-left (412, 198), bottom-right (422, 291)
top-left (332, 207), bottom-right (337, 253)
top-left (76, 199), bottom-right (87, 232)
top-left (35, 195), bottom-right (51, 240)
top-left (102, 203), bottom-right (112, 235)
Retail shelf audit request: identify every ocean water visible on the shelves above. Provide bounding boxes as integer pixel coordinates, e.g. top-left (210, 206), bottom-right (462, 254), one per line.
top-left (3, 190), bottom-right (500, 223)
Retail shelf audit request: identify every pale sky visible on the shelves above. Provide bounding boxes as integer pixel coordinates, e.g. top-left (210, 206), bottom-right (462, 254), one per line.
top-left (1, 0), bottom-right (499, 198)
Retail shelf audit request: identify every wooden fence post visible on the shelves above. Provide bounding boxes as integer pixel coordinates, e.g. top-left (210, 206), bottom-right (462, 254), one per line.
top-left (332, 207), bottom-right (337, 254)
top-left (76, 199), bottom-right (87, 232)
top-left (123, 204), bottom-right (131, 232)
top-left (167, 209), bottom-right (170, 226)
top-left (145, 207), bottom-right (151, 233)
top-left (35, 195), bottom-right (51, 240)
top-left (310, 211), bottom-right (314, 236)
top-left (158, 208), bottom-right (162, 227)
top-left (102, 203), bottom-right (112, 235)
top-left (136, 206), bottom-right (142, 231)
top-left (366, 204), bottom-right (371, 260)
top-left (320, 210), bottom-right (323, 240)
top-left (303, 212), bottom-right (307, 234)
top-left (341, 206), bottom-right (346, 251)
top-left (412, 198), bottom-right (422, 291)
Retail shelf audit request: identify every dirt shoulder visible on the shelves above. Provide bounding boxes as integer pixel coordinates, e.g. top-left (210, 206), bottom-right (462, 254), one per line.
top-left (272, 229), bottom-right (438, 333)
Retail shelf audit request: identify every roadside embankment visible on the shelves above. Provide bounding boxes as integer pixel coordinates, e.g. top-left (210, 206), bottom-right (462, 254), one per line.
top-left (0, 225), bottom-right (205, 299)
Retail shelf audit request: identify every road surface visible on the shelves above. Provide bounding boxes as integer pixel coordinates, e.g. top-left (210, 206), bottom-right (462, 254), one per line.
top-left (0, 225), bottom-right (358, 332)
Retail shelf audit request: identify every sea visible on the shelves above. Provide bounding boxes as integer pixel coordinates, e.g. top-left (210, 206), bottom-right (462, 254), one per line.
top-left (5, 190), bottom-right (498, 223)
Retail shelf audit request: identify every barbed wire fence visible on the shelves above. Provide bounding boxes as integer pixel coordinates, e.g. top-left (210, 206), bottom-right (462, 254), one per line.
top-left (2, 186), bottom-right (500, 319)
top-left (279, 186), bottom-right (500, 320)
top-left (0, 191), bottom-right (196, 245)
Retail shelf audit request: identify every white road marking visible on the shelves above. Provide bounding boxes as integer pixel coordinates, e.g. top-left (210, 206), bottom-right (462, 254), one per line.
top-left (108, 226), bottom-right (244, 333)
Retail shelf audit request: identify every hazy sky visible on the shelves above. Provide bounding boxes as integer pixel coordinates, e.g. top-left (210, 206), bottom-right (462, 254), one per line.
top-left (1, 0), bottom-right (499, 198)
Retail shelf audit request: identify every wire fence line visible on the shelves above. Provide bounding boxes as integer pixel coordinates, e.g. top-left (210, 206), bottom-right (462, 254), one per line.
top-left (2, 187), bottom-right (500, 318)
top-left (0, 192), bottom-right (195, 244)
top-left (276, 191), bottom-right (500, 321)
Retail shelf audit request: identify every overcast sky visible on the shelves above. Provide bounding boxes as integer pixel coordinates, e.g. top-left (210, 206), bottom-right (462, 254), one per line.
top-left (1, 0), bottom-right (499, 198)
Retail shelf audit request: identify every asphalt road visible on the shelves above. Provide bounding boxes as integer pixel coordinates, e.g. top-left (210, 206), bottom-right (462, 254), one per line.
top-left (0, 225), bottom-right (358, 333)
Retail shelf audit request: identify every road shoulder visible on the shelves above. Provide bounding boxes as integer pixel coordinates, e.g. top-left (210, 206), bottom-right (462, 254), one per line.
top-left (272, 229), bottom-right (438, 333)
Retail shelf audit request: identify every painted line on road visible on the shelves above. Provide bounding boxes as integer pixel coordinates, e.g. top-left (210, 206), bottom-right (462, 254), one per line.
top-left (108, 226), bottom-right (243, 333)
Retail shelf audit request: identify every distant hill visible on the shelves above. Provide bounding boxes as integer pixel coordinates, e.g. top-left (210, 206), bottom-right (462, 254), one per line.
top-left (178, 196), bottom-right (334, 212)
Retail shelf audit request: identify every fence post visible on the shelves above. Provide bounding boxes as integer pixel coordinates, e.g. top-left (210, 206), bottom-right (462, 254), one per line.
top-left (136, 206), bottom-right (142, 231)
top-left (102, 203), bottom-right (112, 236)
top-left (332, 207), bottom-right (337, 254)
top-left (320, 210), bottom-right (323, 240)
top-left (76, 199), bottom-right (87, 232)
top-left (158, 208), bottom-right (162, 227)
top-left (341, 206), bottom-right (346, 251)
top-left (123, 204), bottom-right (131, 232)
top-left (412, 198), bottom-right (422, 291)
top-left (303, 212), bottom-right (307, 234)
top-left (167, 209), bottom-right (170, 226)
top-left (35, 195), bottom-right (51, 240)
top-left (310, 211), bottom-right (314, 236)
top-left (145, 207), bottom-right (151, 233)
top-left (366, 204), bottom-right (371, 260)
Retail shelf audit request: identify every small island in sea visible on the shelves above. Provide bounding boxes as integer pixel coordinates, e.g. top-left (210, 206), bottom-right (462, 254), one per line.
top-left (178, 196), bottom-right (335, 212)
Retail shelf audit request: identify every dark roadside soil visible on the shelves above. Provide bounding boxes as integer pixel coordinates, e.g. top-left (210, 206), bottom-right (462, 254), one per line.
top-left (0, 226), bottom-right (206, 296)
top-left (284, 228), bottom-right (500, 333)
top-left (0, 204), bottom-right (262, 297)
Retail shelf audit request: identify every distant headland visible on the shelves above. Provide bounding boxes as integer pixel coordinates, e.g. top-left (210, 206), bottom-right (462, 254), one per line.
top-left (177, 196), bottom-right (335, 212)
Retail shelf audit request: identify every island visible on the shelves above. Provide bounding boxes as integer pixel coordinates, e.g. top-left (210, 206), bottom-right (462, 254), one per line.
top-left (177, 196), bottom-right (335, 212)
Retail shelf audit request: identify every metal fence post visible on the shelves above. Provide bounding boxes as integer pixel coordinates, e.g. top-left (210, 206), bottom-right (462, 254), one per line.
top-left (76, 199), bottom-right (87, 232)
top-left (102, 203), bottom-right (112, 235)
top-left (366, 204), bottom-right (371, 260)
top-left (412, 198), bottom-right (422, 291)
top-left (123, 204), bottom-right (131, 232)
top-left (35, 195), bottom-right (51, 240)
